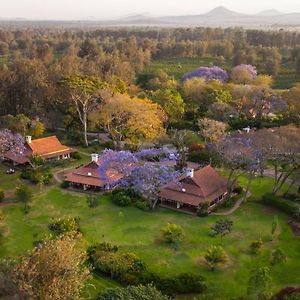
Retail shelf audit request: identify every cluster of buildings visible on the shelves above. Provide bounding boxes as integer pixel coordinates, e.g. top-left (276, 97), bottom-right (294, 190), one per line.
top-left (2, 135), bottom-right (229, 215)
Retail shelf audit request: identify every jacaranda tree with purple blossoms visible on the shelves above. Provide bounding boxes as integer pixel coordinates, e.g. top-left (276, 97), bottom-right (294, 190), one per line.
top-left (0, 129), bottom-right (25, 156)
top-left (182, 66), bottom-right (228, 83)
top-left (122, 164), bottom-right (179, 208)
top-left (97, 149), bottom-right (179, 208)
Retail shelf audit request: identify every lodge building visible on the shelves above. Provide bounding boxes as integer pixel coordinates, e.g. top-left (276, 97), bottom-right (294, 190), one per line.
top-left (3, 135), bottom-right (73, 166)
top-left (64, 154), bottom-right (123, 191)
top-left (159, 165), bottom-right (228, 214)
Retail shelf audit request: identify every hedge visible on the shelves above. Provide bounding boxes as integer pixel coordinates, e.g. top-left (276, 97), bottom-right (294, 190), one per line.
top-left (262, 193), bottom-right (300, 221)
top-left (88, 242), bottom-right (207, 296)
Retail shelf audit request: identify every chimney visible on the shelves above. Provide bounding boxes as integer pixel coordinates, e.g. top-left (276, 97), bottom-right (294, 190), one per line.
top-left (186, 168), bottom-right (194, 178)
top-left (25, 136), bottom-right (32, 144)
top-left (91, 153), bottom-right (98, 163)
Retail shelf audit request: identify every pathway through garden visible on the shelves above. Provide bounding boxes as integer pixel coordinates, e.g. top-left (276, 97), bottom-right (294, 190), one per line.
top-left (211, 191), bottom-right (251, 216)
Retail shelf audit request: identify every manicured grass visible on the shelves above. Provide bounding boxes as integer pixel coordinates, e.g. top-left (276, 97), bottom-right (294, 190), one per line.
top-left (1, 174), bottom-right (299, 299)
top-left (0, 164), bottom-right (21, 191)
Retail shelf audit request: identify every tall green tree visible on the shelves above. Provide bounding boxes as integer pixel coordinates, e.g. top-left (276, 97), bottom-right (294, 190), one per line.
top-left (150, 89), bottom-right (185, 125)
top-left (15, 184), bottom-right (32, 211)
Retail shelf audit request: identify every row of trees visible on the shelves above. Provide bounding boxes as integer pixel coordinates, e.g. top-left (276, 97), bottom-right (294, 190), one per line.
top-left (0, 27), bottom-right (299, 63)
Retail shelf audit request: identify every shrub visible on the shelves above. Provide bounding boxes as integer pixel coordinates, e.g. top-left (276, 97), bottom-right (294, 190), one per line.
top-left (262, 193), bottom-right (300, 221)
top-left (0, 190), bottom-right (4, 202)
top-left (112, 193), bottom-right (132, 207)
top-left (30, 171), bottom-right (43, 184)
top-left (87, 242), bottom-right (146, 284)
top-left (20, 168), bottom-right (32, 180)
top-left (21, 168), bottom-right (52, 185)
top-left (175, 273), bottom-right (206, 294)
top-left (87, 242), bottom-right (118, 258)
top-left (89, 243), bottom-right (207, 296)
top-left (71, 152), bottom-right (82, 160)
top-left (87, 195), bottom-right (100, 208)
top-left (141, 272), bottom-right (206, 297)
top-left (112, 187), bottom-right (136, 198)
top-left (161, 223), bottom-right (184, 244)
top-left (204, 245), bottom-right (227, 271)
top-left (60, 181), bottom-right (70, 189)
top-left (284, 193), bottom-right (300, 204)
top-left (111, 188), bottom-right (137, 207)
top-left (233, 186), bottom-right (243, 195)
top-left (92, 251), bottom-right (146, 283)
top-left (270, 248), bottom-right (287, 266)
top-left (250, 239), bottom-right (263, 254)
top-left (134, 201), bottom-right (150, 211)
top-left (97, 284), bottom-right (169, 300)
top-left (49, 217), bottom-right (80, 235)
top-left (197, 202), bottom-right (210, 217)
top-left (42, 170), bottom-right (53, 184)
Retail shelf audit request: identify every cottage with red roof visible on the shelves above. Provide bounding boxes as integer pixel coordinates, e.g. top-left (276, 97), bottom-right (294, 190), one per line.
top-left (3, 135), bottom-right (73, 165)
top-left (159, 165), bottom-right (228, 214)
top-left (64, 154), bottom-right (123, 191)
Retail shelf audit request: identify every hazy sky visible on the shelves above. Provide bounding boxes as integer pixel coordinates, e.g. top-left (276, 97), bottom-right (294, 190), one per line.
top-left (1, 0), bottom-right (300, 20)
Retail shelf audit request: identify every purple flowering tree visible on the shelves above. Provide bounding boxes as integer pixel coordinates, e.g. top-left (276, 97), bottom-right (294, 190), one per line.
top-left (121, 164), bottom-right (179, 208)
top-left (231, 64), bottom-right (257, 84)
top-left (97, 149), bottom-right (138, 185)
top-left (182, 66), bottom-right (228, 83)
top-left (97, 148), bottom-right (179, 208)
top-left (0, 129), bottom-right (25, 156)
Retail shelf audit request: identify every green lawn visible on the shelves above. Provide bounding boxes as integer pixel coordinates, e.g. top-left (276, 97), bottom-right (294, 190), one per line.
top-left (0, 164), bottom-right (22, 191)
top-left (0, 174), bottom-right (299, 299)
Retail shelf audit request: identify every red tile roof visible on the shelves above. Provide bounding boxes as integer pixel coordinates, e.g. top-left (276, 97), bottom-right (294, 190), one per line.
top-left (65, 159), bottom-right (123, 188)
top-left (28, 136), bottom-right (72, 158)
top-left (3, 136), bottom-right (72, 164)
top-left (159, 165), bottom-right (227, 206)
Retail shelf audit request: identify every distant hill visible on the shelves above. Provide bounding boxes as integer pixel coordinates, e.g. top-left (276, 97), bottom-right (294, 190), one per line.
top-left (1, 7), bottom-right (300, 29)
top-left (93, 6), bottom-right (300, 28)
top-left (204, 6), bottom-right (244, 17)
top-left (257, 9), bottom-right (283, 16)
